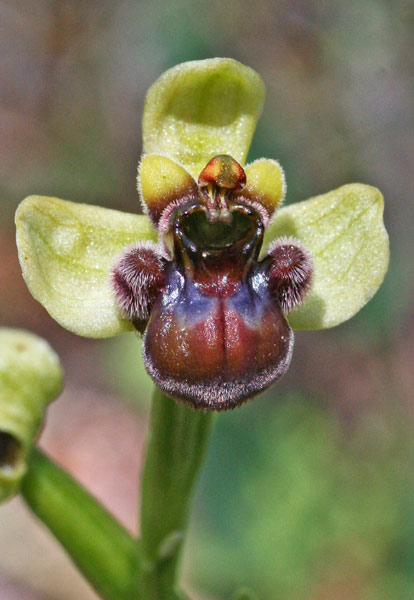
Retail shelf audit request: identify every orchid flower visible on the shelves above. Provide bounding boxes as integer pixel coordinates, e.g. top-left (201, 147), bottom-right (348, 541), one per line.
top-left (16, 58), bottom-right (389, 410)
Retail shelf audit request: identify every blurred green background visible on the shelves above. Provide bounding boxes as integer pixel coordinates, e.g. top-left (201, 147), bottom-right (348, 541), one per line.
top-left (0, 1), bottom-right (413, 599)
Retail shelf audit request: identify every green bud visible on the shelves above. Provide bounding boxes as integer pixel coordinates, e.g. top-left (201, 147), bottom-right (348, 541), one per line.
top-left (0, 328), bottom-right (63, 502)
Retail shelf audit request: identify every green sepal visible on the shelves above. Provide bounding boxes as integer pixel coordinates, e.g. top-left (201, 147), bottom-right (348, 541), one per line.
top-left (0, 328), bottom-right (63, 502)
top-left (142, 58), bottom-right (265, 179)
top-left (264, 184), bottom-right (389, 330)
top-left (16, 196), bottom-right (157, 338)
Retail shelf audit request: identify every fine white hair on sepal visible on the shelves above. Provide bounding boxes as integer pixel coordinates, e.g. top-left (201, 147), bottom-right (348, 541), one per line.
top-left (266, 236), bottom-right (313, 313)
top-left (112, 242), bottom-right (169, 329)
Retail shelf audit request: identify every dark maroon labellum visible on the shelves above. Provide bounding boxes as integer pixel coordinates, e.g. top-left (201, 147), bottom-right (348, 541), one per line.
top-left (142, 202), bottom-right (293, 409)
top-left (113, 156), bottom-right (312, 410)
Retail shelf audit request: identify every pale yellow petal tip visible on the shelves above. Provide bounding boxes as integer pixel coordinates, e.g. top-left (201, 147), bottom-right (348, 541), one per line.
top-left (142, 58), bottom-right (265, 178)
top-left (16, 195), bottom-right (156, 339)
top-left (138, 154), bottom-right (198, 226)
top-left (265, 183), bottom-right (389, 331)
top-left (243, 158), bottom-right (286, 218)
top-left (0, 328), bottom-right (63, 502)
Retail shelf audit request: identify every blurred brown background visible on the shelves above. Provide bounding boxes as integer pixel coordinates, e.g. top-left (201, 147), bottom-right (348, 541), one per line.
top-left (0, 1), bottom-right (413, 599)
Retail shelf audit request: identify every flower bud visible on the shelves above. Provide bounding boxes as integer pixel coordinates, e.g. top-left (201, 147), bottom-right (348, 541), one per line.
top-left (0, 328), bottom-right (63, 502)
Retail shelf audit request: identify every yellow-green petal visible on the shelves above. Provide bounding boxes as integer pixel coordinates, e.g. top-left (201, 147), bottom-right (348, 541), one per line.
top-left (16, 196), bottom-right (157, 338)
top-left (241, 158), bottom-right (286, 218)
top-left (138, 154), bottom-right (198, 226)
top-left (0, 328), bottom-right (63, 502)
top-left (142, 58), bottom-right (265, 179)
top-left (264, 184), bottom-right (389, 330)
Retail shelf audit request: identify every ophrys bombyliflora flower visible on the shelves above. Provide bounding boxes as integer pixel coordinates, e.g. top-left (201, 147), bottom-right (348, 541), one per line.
top-left (15, 59), bottom-right (389, 410)
top-left (113, 154), bottom-right (311, 409)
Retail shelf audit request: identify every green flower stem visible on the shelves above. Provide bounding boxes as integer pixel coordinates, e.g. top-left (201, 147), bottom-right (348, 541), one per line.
top-left (140, 388), bottom-right (215, 599)
top-left (21, 447), bottom-right (139, 600)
